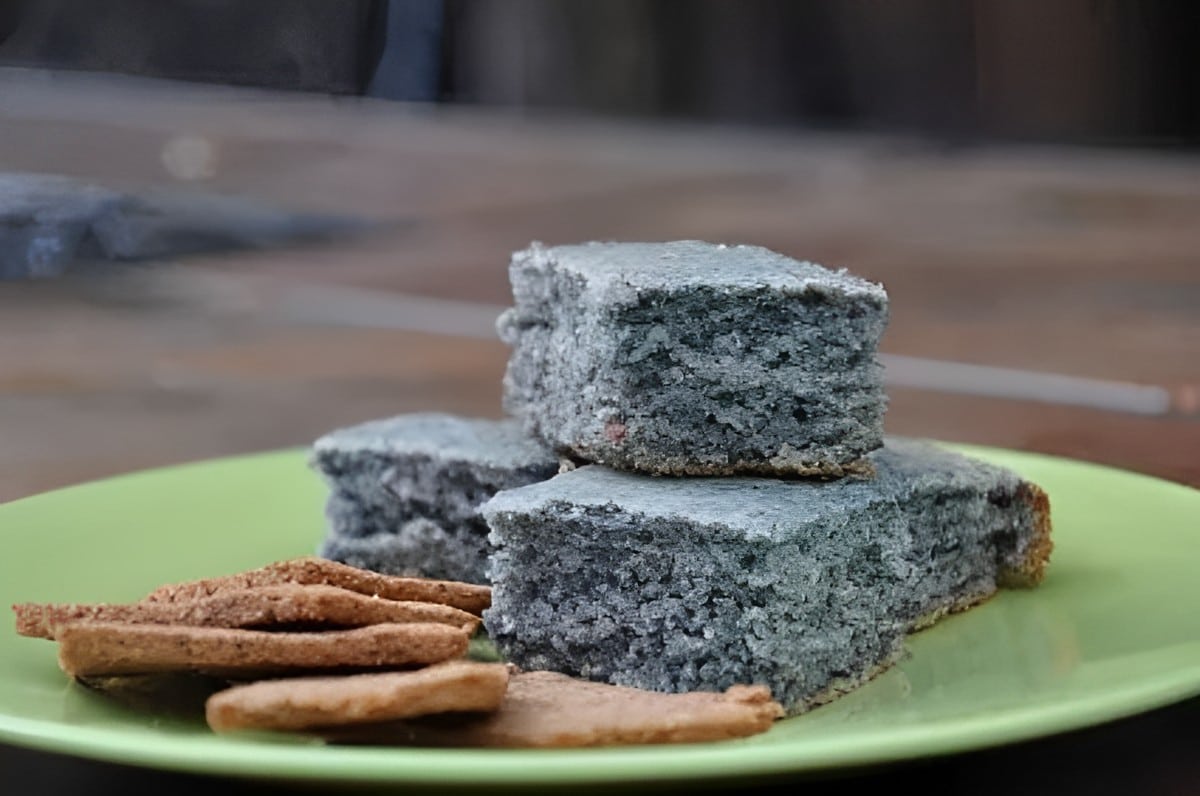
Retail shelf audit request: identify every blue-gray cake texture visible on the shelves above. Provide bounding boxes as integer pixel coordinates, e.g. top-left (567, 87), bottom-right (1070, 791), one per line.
top-left (496, 240), bottom-right (889, 476)
top-left (312, 413), bottom-right (559, 583)
top-left (481, 438), bottom-right (1052, 715)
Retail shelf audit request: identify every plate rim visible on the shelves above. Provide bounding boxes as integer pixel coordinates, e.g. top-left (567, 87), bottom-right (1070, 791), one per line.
top-left (1, 668), bottom-right (1199, 784)
top-left (1, 443), bottom-right (1198, 785)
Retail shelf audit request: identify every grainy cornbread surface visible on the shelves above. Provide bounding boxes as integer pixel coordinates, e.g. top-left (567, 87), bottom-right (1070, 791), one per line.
top-left (497, 240), bottom-right (888, 476)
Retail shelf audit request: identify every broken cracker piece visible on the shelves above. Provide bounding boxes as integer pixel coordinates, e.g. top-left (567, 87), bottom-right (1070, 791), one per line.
top-left (142, 557), bottom-right (491, 615)
top-left (326, 670), bottom-right (783, 747)
top-left (14, 584), bottom-right (479, 639)
top-left (206, 661), bottom-right (509, 732)
top-left (56, 621), bottom-right (468, 678)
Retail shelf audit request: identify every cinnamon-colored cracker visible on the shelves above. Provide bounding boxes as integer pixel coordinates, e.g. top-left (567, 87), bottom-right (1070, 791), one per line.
top-left (14, 584), bottom-right (480, 640)
top-left (142, 558), bottom-right (491, 615)
top-left (56, 621), bottom-right (468, 678)
top-left (326, 670), bottom-right (783, 747)
top-left (206, 661), bottom-right (509, 732)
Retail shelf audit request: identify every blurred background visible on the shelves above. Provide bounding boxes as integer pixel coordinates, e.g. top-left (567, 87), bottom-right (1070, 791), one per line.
top-left (0, 4), bottom-right (1198, 794)
top-left (0, 0), bottom-right (1197, 502)
top-left (3, 0), bottom-right (1199, 144)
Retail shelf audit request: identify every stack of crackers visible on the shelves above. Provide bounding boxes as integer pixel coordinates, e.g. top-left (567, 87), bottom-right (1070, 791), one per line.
top-left (14, 557), bottom-right (781, 746)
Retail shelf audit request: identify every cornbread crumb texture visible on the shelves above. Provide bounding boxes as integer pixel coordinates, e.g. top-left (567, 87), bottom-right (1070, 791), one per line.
top-left (482, 437), bottom-right (1052, 716)
top-left (497, 240), bottom-right (888, 475)
top-left (314, 414), bottom-right (558, 583)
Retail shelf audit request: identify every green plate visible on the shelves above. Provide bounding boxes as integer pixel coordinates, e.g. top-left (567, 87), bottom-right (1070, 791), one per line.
top-left (0, 445), bottom-right (1197, 786)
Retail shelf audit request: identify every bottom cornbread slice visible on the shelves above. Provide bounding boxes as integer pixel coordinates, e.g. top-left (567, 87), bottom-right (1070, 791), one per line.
top-left (482, 438), bottom-right (1052, 716)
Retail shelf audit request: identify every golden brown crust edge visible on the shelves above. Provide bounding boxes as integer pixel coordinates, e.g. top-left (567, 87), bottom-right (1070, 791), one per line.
top-left (578, 456), bottom-right (875, 479)
top-left (998, 481), bottom-right (1054, 588)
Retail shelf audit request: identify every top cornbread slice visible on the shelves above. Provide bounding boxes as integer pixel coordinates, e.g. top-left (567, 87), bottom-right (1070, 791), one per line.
top-left (497, 241), bottom-right (888, 476)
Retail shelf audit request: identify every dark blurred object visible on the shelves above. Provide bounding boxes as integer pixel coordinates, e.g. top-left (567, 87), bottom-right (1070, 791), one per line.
top-left (447, 0), bottom-right (1200, 145)
top-left (0, 172), bottom-right (364, 280)
top-left (0, 0), bottom-right (384, 94)
top-left (367, 0), bottom-right (443, 100)
top-left (1, 0), bottom-right (1198, 144)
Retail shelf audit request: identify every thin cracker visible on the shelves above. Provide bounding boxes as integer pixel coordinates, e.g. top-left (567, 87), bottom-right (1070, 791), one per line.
top-left (325, 669), bottom-right (783, 747)
top-left (56, 621), bottom-right (468, 678)
top-left (14, 584), bottom-right (479, 639)
top-left (142, 557), bottom-right (490, 615)
top-left (206, 661), bottom-right (509, 732)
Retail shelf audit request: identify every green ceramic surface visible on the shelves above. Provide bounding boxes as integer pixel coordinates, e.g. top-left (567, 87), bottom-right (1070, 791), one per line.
top-left (0, 445), bottom-right (1196, 785)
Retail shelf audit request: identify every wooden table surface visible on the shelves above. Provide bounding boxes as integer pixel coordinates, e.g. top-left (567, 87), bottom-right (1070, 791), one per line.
top-left (0, 69), bottom-right (1197, 794)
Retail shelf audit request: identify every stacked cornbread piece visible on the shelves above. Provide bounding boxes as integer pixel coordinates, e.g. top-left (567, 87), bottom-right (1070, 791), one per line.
top-left (316, 240), bottom-right (1052, 719)
top-left (313, 415), bottom-right (559, 583)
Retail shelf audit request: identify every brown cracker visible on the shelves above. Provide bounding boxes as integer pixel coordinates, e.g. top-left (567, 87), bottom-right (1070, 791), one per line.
top-left (326, 669), bottom-right (783, 747)
top-left (14, 584), bottom-right (479, 640)
top-left (206, 661), bottom-right (509, 732)
top-left (56, 621), bottom-right (468, 678)
top-left (142, 557), bottom-right (491, 615)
